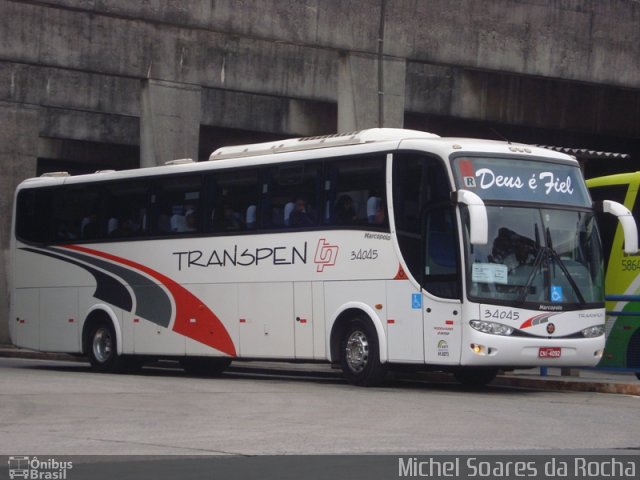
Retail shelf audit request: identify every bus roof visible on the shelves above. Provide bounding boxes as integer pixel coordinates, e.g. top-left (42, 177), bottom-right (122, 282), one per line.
top-left (208, 128), bottom-right (440, 160)
top-left (18, 128), bottom-right (578, 189)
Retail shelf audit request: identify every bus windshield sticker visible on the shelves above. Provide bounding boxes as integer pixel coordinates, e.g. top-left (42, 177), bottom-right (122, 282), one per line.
top-left (453, 157), bottom-right (590, 206)
top-left (550, 285), bottom-right (563, 302)
top-left (472, 263), bottom-right (508, 284)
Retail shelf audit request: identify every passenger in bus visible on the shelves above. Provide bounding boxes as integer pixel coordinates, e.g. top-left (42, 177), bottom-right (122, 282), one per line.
top-left (283, 201), bottom-right (295, 226)
top-left (184, 208), bottom-right (198, 232)
top-left (335, 194), bottom-right (357, 225)
top-left (223, 204), bottom-right (245, 230)
top-left (246, 205), bottom-right (257, 229)
top-left (367, 195), bottom-right (382, 224)
top-left (56, 222), bottom-right (77, 240)
top-left (372, 199), bottom-right (386, 225)
top-left (107, 217), bottom-right (119, 236)
top-left (110, 217), bottom-right (136, 237)
top-left (81, 212), bottom-right (99, 239)
top-left (170, 205), bottom-right (187, 233)
top-left (289, 196), bottom-right (318, 227)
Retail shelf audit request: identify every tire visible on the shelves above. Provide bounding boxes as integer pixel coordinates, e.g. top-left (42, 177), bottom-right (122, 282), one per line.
top-left (340, 318), bottom-right (387, 387)
top-left (625, 330), bottom-right (640, 370)
top-left (454, 367), bottom-right (498, 387)
top-left (87, 320), bottom-right (126, 373)
top-left (635, 372), bottom-right (640, 381)
top-left (181, 357), bottom-right (232, 376)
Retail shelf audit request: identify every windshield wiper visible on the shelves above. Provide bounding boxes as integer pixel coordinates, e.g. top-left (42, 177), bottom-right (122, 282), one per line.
top-left (516, 223), bottom-right (543, 305)
top-left (545, 227), bottom-right (586, 305)
top-left (516, 245), bottom-right (545, 305)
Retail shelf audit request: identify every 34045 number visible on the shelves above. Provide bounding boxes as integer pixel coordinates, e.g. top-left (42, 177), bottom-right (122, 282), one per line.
top-left (483, 309), bottom-right (520, 321)
top-left (350, 249), bottom-right (378, 260)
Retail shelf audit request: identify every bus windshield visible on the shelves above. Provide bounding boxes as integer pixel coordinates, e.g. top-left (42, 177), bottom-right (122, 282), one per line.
top-left (464, 206), bottom-right (604, 307)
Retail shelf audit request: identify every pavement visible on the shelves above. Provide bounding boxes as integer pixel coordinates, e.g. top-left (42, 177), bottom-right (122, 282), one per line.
top-left (1, 344), bottom-right (639, 396)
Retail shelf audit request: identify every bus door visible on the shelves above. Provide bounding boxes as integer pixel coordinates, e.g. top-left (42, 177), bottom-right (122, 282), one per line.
top-left (12, 288), bottom-right (40, 350)
top-left (293, 282), bottom-right (314, 358)
top-left (421, 204), bottom-right (463, 364)
top-left (389, 154), bottom-right (462, 364)
top-left (238, 283), bottom-right (295, 358)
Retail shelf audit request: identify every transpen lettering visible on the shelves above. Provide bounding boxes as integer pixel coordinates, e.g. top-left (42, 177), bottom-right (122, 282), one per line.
top-left (173, 242), bottom-right (308, 271)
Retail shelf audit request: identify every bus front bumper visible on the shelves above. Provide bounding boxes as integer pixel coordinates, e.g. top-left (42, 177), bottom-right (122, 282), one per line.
top-left (459, 330), bottom-right (605, 367)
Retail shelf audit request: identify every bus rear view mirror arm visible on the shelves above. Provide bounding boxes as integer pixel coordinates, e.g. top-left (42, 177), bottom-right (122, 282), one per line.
top-left (455, 189), bottom-right (488, 245)
top-left (597, 200), bottom-right (639, 254)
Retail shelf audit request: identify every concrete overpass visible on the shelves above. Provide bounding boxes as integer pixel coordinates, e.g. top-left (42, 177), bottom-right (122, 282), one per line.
top-left (1, 0), bottom-right (639, 343)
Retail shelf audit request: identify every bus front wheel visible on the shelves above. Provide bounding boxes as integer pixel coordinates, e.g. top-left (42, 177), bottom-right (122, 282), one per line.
top-left (340, 318), bottom-right (387, 387)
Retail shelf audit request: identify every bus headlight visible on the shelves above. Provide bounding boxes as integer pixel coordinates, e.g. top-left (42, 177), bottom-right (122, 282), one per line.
top-left (581, 325), bottom-right (605, 338)
top-left (469, 320), bottom-right (514, 336)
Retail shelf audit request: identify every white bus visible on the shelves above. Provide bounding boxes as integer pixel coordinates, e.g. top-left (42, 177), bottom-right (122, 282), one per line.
top-left (10, 128), bottom-right (637, 386)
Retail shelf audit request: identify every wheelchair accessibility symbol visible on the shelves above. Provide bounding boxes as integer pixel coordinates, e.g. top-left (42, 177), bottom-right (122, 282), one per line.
top-left (412, 293), bottom-right (422, 309)
top-left (550, 286), bottom-right (563, 303)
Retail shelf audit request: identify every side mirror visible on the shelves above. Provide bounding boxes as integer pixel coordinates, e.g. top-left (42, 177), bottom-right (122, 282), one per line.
top-left (455, 189), bottom-right (488, 245)
top-left (600, 200), bottom-right (638, 254)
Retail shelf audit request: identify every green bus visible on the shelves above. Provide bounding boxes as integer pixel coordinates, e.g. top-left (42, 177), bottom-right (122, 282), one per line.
top-left (587, 172), bottom-right (640, 380)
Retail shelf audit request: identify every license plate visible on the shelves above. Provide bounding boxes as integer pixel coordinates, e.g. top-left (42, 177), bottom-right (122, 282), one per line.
top-left (538, 347), bottom-right (562, 358)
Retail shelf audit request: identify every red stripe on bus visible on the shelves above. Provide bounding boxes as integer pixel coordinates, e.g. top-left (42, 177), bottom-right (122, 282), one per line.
top-left (61, 244), bottom-right (237, 357)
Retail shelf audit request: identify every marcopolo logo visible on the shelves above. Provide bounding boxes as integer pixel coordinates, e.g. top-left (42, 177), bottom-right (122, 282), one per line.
top-left (8, 457), bottom-right (73, 480)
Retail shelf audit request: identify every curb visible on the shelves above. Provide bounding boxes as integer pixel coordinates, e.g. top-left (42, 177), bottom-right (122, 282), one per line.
top-left (1, 347), bottom-right (638, 395)
top-left (493, 375), bottom-right (640, 396)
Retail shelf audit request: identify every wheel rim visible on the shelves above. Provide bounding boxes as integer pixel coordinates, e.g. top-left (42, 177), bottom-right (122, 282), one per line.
top-left (92, 327), bottom-right (113, 363)
top-left (345, 330), bottom-right (369, 373)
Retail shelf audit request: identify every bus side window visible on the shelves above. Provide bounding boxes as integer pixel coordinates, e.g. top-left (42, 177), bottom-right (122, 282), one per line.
top-left (325, 155), bottom-right (386, 227)
top-left (393, 153), bottom-right (452, 286)
top-left (212, 169), bottom-right (259, 232)
top-left (153, 175), bottom-right (202, 235)
top-left (424, 206), bottom-right (460, 299)
top-left (16, 188), bottom-right (54, 243)
top-left (263, 162), bottom-right (322, 230)
top-left (56, 187), bottom-right (102, 241)
top-left (104, 181), bottom-right (150, 239)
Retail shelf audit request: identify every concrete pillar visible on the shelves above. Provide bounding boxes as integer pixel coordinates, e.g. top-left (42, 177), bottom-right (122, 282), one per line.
top-left (0, 102), bottom-right (38, 345)
top-left (140, 80), bottom-right (202, 166)
top-left (337, 53), bottom-right (406, 132)
top-left (286, 99), bottom-right (336, 136)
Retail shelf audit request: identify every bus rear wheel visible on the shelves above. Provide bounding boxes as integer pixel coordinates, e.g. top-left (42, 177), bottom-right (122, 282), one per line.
top-left (340, 318), bottom-right (387, 387)
top-left (181, 357), bottom-right (232, 376)
top-left (87, 321), bottom-right (126, 373)
top-left (454, 367), bottom-right (498, 387)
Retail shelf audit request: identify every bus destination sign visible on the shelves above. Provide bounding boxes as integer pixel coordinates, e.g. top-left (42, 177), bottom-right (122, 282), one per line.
top-left (453, 157), bottom-right (591, 206)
